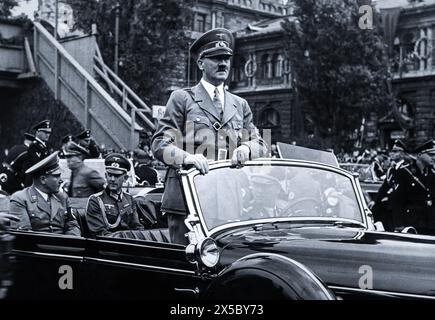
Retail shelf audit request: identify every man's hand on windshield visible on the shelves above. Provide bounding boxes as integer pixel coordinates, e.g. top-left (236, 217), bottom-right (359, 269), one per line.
top-left (231, 145), bottom-right (250, 166)
top-left (183, 154), bottom-right (209, 174)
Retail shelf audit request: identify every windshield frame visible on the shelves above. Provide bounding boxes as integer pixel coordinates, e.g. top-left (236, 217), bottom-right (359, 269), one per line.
top-left (181, 159), bottom-right (371, 238)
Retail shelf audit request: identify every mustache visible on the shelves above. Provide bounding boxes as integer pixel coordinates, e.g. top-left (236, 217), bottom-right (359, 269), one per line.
top-left (217, 66), bottom-right (228, 71)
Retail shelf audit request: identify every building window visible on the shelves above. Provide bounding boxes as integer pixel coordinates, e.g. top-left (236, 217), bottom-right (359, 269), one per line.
top-left (193, 13), bottom-right (207, 32)
top-left (272, 54), bottom-right (283, 78)
top-left (260, 107), bottom-right (282, 143)
top-left (261, 54), bottom-right (271, 79)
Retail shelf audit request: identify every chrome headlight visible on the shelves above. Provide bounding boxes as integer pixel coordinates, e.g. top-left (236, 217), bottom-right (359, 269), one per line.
top-left (199, 238), bottom-right (220, 268)
top-left (185, 237), bottom-right (220, 268)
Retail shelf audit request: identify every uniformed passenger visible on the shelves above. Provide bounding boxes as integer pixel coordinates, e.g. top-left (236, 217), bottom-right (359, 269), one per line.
top-left (9, 152), bottom-right (81, 236)
top-left (152, 28), bottom-right (267, 244)
top-left (243, 173), bottom-right (287, 219)
top-left (64, 142), bottom-right (105, 198)
top-left (86, 153), bottom-right (144, 237)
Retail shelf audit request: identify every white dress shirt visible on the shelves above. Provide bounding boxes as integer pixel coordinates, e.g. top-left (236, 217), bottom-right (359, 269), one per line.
top-left (201, 78), bottom-right (225, 112)
top-left (35, 187), bottom-right (49, 201)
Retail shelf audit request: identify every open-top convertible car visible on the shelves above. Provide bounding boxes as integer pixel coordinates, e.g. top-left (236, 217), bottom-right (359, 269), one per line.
top-left (5, 159), bottom-right (435, 300)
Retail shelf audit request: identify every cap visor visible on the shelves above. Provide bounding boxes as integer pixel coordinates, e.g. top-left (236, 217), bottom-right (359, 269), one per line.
top-left (106, 167), bottom-right (126, 175)
top-left (202, 48), bottom-right (233, 58)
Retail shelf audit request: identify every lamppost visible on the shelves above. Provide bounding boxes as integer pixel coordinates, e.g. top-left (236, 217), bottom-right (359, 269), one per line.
top-left (114, 0), bottom-right (121, 75)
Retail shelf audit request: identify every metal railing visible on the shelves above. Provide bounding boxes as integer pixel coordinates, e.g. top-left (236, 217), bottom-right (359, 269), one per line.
top-left (33, 21), bottom-right (142, 150)
top-left (93, 47), bottom-right (155, 133)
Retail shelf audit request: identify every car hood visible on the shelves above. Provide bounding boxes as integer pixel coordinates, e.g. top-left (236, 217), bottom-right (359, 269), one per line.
top-left (216, 224), bottom-right (435, 297)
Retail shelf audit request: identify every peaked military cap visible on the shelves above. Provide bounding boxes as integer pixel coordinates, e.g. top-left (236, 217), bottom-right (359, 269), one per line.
top-left (32, 120), bottom-right (51, 133)
top-left (105, 153), bottom-right (131, 175)
top-left (61, 134), bottom-right (75, 144)
top-left (63, 141), bottom-right (89, 157)
top-left (414, 140), bottom-right (435, 154)
top-left (190, 28), bottom-right (234, 59)
top-left (391, 139), bottom-right (408, 153)
top-left (76, 129), bottom-right (91, 140)
top-left (25, 151), bottom-right (60, 177)
top-left (24, 133), bottom-right (35, 141)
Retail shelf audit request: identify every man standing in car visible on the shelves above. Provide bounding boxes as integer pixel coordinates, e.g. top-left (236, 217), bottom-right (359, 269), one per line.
top-left (152, 28), bottom-right (267, 244)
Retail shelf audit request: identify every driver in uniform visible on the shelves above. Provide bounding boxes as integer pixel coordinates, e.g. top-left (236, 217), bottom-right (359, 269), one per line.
top-left (243, 173), bottom-right (287, 219)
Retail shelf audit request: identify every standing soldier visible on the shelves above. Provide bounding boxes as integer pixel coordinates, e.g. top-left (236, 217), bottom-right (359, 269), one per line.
top-left (0, 133), bottom-right (35, 194)
top-left (371, 140), bottom-right (410, 231)
top-left (152, 28), bottom-right (267, 244)
top-left (64, 142), bottom-right (105, 198)
top-left (76, 129), bottom-right (101, 159)
top-left (388, 140), bottom-right (435, 235)
top-left (86, 153), bottom-right (144, 237)
top-left (23, 120), bottom-right (52, 187)
top-left (59, 134), bottom-right (75, 158)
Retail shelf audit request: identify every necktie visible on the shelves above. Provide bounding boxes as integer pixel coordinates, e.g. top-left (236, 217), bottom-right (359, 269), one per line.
top-left (213, 87), bottom-right (223, 120)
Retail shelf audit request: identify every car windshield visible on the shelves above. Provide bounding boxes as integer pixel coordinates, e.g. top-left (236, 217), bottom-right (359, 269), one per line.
top-left (193, 164), bottom-right (364, 230)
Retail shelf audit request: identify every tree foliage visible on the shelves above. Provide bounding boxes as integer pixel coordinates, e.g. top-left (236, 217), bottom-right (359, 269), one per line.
top-left (66, 0), bottom-right (193, 105)
top-left (0, 0), bottom-right (18, 18)
top-left (282, 0), bottom-right (389, 149)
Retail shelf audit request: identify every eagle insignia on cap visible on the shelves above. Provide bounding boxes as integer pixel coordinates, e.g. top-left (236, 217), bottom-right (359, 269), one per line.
top-left (111, 163), bottom-right (120, 168)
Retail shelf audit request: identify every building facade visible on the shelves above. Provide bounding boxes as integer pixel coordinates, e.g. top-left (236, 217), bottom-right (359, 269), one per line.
top-left (382, 1), bottom-right (435, 149)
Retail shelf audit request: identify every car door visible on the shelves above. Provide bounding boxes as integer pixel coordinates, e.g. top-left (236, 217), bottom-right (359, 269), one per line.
top-left (7, 230), bottom-right (86, 299)
top-left (82, 236), bottom-right (207, 299)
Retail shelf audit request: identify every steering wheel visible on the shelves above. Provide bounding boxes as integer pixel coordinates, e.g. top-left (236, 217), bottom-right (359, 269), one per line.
top-left (282, 197), bottom-right (322, 217)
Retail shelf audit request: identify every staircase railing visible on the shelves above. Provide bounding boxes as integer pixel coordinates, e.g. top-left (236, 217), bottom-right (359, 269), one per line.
top-left (93, 46), bottom-right (155, 133)
top-left (33, 21), bottom-right (141, 150)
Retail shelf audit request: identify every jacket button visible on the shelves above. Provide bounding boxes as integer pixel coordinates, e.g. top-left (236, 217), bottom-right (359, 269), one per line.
top-left (220, 136), bottom-right (224, 140)
top-left (196, 118), bottom-right (200, 122)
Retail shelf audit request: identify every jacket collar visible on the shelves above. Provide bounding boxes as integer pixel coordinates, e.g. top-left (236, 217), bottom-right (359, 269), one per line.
top-left (191, 83), bottom-right (238, 125)
top-left (28, 185), bottom-right (62, 219)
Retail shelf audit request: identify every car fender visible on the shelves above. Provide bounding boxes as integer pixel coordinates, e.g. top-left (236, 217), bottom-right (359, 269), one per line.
top-left (202, 253), bottom-right (335, 300)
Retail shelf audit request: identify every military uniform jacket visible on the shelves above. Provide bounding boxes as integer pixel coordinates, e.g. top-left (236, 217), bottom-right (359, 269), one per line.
top-left (68, 163), bottom-right (105, 198)
top-left (0, 144), bottom-right (29, 194)
top-left (152, 83), bottom-right (268, 214)
top-left (9, 186), bottom-right (81, 236)
top-left (389, 163), bottom-right (435, 231)
top-left (86, 188), bottom-right (144, 237)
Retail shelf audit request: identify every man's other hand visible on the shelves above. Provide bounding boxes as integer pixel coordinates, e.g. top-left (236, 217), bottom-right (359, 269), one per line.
top-left (183, 154), bottom-right (209, 174)
top-left (231, 145), bottom-right (250, 166)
